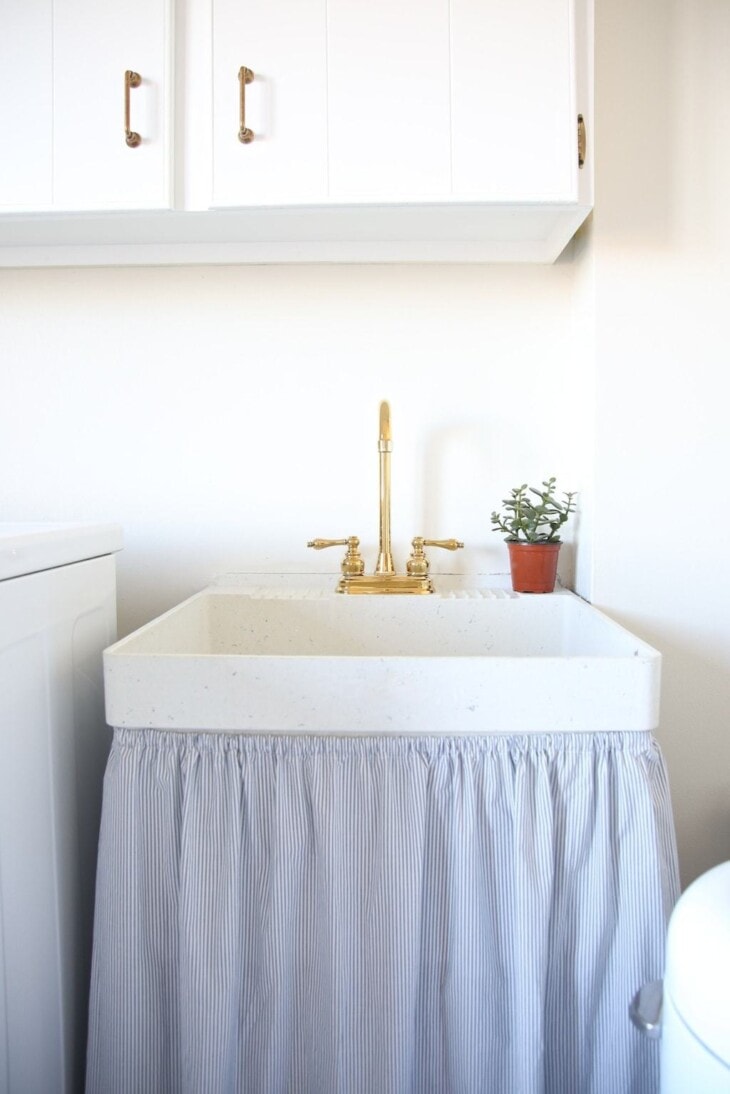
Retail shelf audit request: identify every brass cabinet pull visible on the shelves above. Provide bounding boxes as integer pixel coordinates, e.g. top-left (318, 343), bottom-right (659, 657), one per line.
top-left (238, 66), bottom-right (255, 143)
top-left (124, 70), bottom-right (142, 147)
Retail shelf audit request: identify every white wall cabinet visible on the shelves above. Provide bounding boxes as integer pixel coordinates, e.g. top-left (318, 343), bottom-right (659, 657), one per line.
top-left (210, 0), bottom-right (580, 207)
top-left (0, 0), bottom-right (592, 264)
top-left (53, 0), bottom-right (171, 211)
top-left (450, 0), bottom-right (575, 202)
top-left (0, 0), bottom-right (53, 210)
top-left (0, 0), bottom-right (171, 213)
top-left (316, 0), bottom-right (452, 202)
top-left (210, 0), bottom-right (452, 209)
top-left (211, 0), bottom-right (328, 207)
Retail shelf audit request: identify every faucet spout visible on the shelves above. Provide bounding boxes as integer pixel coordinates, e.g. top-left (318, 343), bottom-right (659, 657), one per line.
top-left (379, 400), bottom-right (391, 445)
top-left (376, 400), bottom-right (395, 575)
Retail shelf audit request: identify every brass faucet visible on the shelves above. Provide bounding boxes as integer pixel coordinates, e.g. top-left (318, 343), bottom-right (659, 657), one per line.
top-left (308, 401), bottom-right (463, 594)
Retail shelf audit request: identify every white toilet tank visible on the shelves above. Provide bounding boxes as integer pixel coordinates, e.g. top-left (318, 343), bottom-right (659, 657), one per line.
top-left (0, 523), bottom-right (122, 1094)
top-left (661, 860), bottom-right (730, 1093)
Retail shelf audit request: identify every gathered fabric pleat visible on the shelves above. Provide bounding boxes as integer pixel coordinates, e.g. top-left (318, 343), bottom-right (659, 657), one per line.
top-left (87, 730), bottom-right (679, 1094)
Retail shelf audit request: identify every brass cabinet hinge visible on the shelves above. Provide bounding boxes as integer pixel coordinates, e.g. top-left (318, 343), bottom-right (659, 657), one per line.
top-left (578, 114), bottom-right (586, 169)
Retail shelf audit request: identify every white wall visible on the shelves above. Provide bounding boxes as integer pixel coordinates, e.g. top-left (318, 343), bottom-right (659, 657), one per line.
top-left (2, 0), bottom-right (729, 889)
top-left (592, 0), bottom-right (730, 886)
top-left (0, 261), bottom-right (590, 636)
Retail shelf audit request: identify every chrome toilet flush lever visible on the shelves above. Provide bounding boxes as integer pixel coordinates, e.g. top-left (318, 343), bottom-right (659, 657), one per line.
top-left (308, 402), bottom-right (463, 595)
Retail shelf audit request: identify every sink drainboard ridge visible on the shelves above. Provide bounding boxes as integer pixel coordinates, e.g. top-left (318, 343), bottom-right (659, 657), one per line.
top-left (218, 585), bottom-right (517, 601)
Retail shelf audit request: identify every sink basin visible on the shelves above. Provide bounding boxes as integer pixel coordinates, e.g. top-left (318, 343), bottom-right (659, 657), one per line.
top-left (103, 578), bottom-right (661, 735)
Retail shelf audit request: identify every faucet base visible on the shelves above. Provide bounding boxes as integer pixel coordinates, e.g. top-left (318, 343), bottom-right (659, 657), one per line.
top-left (337, 574), bottom-right (433, 595)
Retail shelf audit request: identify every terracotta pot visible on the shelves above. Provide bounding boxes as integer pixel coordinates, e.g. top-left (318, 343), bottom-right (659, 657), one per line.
top-left (507, 541), bottom-right (561, 594)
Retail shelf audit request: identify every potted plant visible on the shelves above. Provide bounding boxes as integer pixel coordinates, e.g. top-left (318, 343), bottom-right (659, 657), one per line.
top-left (491, 477), bottom-right (577, 593)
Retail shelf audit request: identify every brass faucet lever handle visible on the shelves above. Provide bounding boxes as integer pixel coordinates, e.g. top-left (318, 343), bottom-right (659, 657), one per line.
top-left (421, 538), bottom-right (465, 551)
top-left (307, 538), bottom-right (351, 550)
top-left (407, 537), bottom-right (464, 577)
top-left (307, 536), bottom-right (365, 577)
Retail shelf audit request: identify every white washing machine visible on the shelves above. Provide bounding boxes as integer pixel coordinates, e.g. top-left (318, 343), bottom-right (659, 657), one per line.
top-left (661, 860), bottom-right (730, 1092)
top-left (0, 523), bottom-right (122, 1094)
top-left (632, 860), bottom-right (730, 1092)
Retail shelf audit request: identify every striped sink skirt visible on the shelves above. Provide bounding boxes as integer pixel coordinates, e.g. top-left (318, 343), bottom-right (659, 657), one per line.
top-left (87, 730), bottom-right (679, 1094)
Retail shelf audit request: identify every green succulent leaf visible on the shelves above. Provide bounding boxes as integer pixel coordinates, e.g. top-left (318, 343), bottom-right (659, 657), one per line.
top-left (491, 477), bottom-right (577, 543)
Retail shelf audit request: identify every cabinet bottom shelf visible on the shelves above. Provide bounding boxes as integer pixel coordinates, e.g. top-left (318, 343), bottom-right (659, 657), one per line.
top-left (0, 202), bottom-right (592, 267)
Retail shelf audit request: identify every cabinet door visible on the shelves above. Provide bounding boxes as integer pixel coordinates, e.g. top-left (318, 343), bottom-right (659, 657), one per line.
top-left (326, 0), bottom-right (451, 201)
top-left (0, 0), bottom-right (53, 210)
top-left (211, 0), bottom-right (328, 207)
top-left (52, 0), bottom-right (171, 211)
top-left (451, 0), bottom-right (576, 201)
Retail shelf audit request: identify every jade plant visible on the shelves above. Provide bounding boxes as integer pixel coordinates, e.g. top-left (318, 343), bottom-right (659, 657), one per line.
top-left (491, 477), bottom-right (576, 543)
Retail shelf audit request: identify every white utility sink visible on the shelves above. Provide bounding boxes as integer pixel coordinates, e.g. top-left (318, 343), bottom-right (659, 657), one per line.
top-left (103, 577), bottom-right (661, 735)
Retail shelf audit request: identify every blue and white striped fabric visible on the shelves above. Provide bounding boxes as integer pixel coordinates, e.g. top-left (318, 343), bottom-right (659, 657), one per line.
top-left (87, 730), bottom-right (679, 1094)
